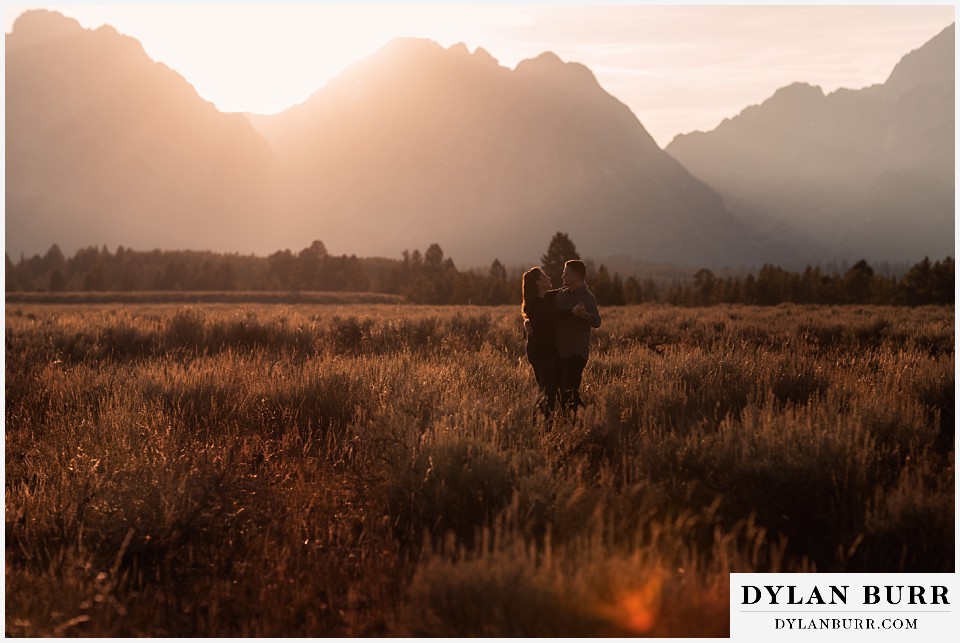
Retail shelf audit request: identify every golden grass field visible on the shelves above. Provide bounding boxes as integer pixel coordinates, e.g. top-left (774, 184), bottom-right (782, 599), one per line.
top-left (5, 302), bottom-right (954, 636)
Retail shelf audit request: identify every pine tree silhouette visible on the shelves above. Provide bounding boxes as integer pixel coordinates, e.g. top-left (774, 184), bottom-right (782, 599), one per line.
top-left (540, 232), bottom-right (580, 289)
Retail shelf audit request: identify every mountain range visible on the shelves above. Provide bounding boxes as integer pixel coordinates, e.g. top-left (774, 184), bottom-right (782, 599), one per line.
top-left (6, 10), bottom-right (286, 258)
top-left (666, 23), bottom-right (954, 265)
top-left (5, 10), bottom-right (954, 269)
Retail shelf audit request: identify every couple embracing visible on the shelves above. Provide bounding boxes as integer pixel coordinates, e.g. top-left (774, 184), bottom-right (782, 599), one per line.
top-left (521, 259), bottom-right (601, 421)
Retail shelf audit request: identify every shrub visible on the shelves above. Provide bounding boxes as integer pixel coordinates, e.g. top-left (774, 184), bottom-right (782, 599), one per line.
top-left (387, 430), bottom-right (516, 549)
top-left (5, 303), bottom-right (953, 636)
top-left (164, 308), bottom-right (206, 351)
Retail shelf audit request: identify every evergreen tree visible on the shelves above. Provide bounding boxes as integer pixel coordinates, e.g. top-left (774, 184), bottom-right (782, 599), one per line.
top-left (424, 243), bottom-right (445, 272)
top-left (82, 267), bottom-right (105, 290)
top-left (483, 258), bottom-right (511, 305)
top-left (489, 258), bottom-right (507, 282)
top-left (898, 257), bottom-right (951, 306)
top-left (121, 266), bottom-right (139, 291)
top-left (623, 276), bottom-right (640, 304)
top-left (48, 269), bottom-right (65, 292)
top-left (42, 244), bottom-right (65, 273)
top-left (693, 268), bottom-right (716, 306)
top-left (297, 245), bottom-right (323, 290)
top-left (267, 249), bottom-right (297, 290)
top-left (215, 260), bottom-right (236, 291)
top-left (610, 273), bottom-right (625, 306)
top-left (6, 254), bottom-right (19, 291)
top-left (591, 264), bottom-right (614, 304)
top-left (307, 240), bottom-right (328, 259)
top-left (844, 259), bottom-right (875, 303)
top-left (930, 257), bottom-right (954, 304)
top-left (541, 232), bottom-right (580, 287)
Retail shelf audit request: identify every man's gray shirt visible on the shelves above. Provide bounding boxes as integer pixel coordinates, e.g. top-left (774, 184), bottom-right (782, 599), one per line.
top-left (550, 284), bottom-right (601, 359)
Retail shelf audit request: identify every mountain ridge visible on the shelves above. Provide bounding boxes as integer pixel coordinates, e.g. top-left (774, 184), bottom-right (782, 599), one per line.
top-left (245, 35), bottom-right (761, 266)
top-left (7, 11), bottom-right (765, 267)
top-left (6, 10), bottom-right (952, 269)
top-left (6, 10), bottom-right (284, 258)
top-left (666, 23), bottom-right (954, 265)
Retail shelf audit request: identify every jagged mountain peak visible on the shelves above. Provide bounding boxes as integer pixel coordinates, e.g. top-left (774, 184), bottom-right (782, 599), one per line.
top-left (6, 9), bottom-right (281, 258)
top-left (8, 9), bottom-right (84, 47)
top-left (334, 36), bottom-right (507, 86)
top-left (523, 50), bottom-right (565, 66)
top-left (665, 22), bottom-right (954, 265)
top-left (669, 82), bottom-right (826, 145)
top-left (240, 30), bottom-right (753, 266)
top-left (365, 37), bottom-right (499, 67)
top-left (744, 82), bottom-right (826, 121)
top-left (883, 22), bottom-right (954, 94)
top-left (447, 41), bottom-right (470, 56)
top-left (446, 42), bottom-right (501, 66)
top-left (514, 50), bottom-right (600, 87)
top-left (379, 36), bottom-right (445, 57)
top-left (769, 82), bottom-right (825, 102)
top-left (472, 46), bottom-right (498, 66)
top-left (8, 9), bottom-right (159, 71)
top-left (362, 42), bottom-right (591, 82)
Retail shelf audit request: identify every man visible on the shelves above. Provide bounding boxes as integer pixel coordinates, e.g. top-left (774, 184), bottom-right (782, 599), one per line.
top-left (550, 259), bottom-right (601, 414)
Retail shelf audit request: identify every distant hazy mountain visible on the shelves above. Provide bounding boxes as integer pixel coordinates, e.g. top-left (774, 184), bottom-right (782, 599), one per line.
top-left (666, 24), bottom-right (954, 265)
top-left (8, 10), bottom-right (949, 270)
top-left (6, 10), bottom-right (762, 268)
top-left (6, 10), bottom-right (282, 258)
top-left (247, 37), bottom-right (762, 266)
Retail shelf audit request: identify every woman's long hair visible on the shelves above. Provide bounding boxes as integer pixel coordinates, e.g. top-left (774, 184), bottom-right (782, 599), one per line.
top-left (521, 266), bottom-right (545, 319)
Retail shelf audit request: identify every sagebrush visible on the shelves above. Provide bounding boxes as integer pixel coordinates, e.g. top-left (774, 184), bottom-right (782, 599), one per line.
top-left (5, 303), bottom-right (954, 636)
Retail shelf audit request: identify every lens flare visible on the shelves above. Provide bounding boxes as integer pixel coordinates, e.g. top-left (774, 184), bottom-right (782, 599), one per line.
top-left (593, 572), bottom-right (664, 634)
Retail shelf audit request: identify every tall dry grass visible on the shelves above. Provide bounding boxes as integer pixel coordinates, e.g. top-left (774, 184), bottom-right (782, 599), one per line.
top-left (5, 303), bottom-right (953, 636)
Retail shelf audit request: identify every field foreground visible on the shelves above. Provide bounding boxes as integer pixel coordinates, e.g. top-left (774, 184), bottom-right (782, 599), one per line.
top-left (5, 303), bottom-right (954, 636)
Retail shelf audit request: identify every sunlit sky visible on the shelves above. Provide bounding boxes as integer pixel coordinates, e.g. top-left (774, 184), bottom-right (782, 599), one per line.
top-left (3, 2), bottom-right (955, 147)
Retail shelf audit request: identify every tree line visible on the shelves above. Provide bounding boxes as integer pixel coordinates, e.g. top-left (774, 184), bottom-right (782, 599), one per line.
top-left (5, 233), bottom-right (953, 307)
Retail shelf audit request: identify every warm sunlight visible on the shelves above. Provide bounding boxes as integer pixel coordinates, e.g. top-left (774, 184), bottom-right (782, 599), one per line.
top-left (593, 571), bottom-right (665, 634)
top-left (4, 3), bottom-right (503, 114)
top-left (5, 2), bottom-right (954, 264)
top-left (4, 3), bottom-right (953, 144)
top-left (5, 4), bottom-right (956, 639)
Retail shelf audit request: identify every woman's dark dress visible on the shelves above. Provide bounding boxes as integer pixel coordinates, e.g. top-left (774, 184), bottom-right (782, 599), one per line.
top-left (523, 293), bottom-right (572, 419)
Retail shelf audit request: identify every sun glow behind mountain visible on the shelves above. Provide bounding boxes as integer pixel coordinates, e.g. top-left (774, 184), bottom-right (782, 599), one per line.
top-left (3, 3), bottom-right (953, 147)
top-left (4, 3), bottom-right (503, 115)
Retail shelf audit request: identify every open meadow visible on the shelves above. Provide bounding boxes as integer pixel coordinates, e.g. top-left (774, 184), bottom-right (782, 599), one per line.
top-left (5, 301), bottom-right (954, 636)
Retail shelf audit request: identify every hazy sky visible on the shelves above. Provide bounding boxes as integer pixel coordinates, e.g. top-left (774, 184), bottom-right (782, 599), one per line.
top-left (4, 2), bottom-right (954, 147)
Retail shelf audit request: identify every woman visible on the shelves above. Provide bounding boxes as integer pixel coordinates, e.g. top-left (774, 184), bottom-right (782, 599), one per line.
top-left (521, 267), bottom-right (573, 421)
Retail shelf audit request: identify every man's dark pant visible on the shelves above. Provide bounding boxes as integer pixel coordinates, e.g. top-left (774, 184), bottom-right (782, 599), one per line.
top-left (530, 357), bottom-right (560, 419)
top-left (559, 354), bottom-right (588, 414)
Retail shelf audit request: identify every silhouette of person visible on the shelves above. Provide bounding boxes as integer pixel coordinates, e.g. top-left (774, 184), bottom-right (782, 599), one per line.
top-left (550, 259), bottom-right (601, 414)
top-left (521, 266), bottom-right (575, 421)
